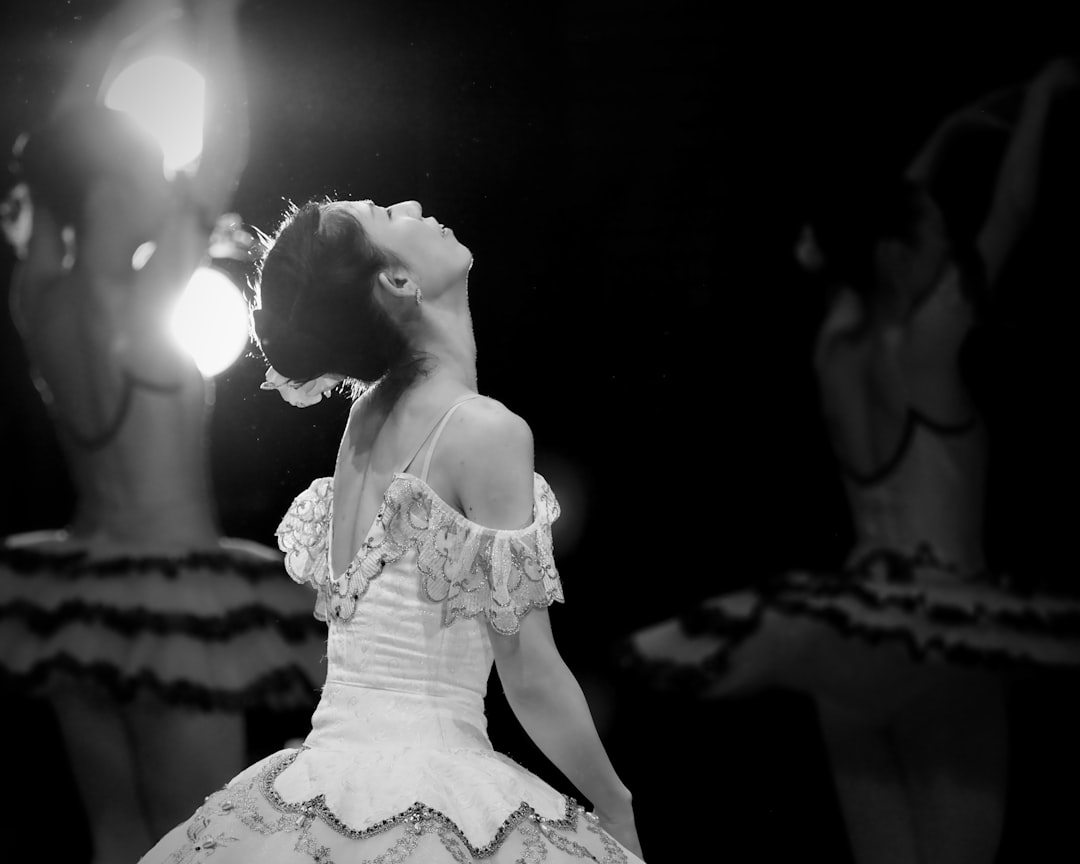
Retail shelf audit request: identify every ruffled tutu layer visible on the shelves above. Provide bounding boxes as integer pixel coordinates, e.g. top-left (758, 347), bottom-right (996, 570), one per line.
top-left (0, 530), bottom-right (327, 710)
top-left (619, 549), bottom-right (1080, 699)
top-left (139, 746), bottom-right (641, 863)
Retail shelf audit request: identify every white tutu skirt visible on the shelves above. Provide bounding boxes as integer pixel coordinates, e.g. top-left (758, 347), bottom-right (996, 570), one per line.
top-left (0, 530), bottom-right (326, 710)
top-left (140, 745), bottom-right (642, 863)
top-left (620, 546), bottom-right (1080, 700)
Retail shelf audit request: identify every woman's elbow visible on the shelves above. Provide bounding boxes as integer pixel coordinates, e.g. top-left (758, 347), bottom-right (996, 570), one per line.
top-left (495, 652), bottom-right (570, 707)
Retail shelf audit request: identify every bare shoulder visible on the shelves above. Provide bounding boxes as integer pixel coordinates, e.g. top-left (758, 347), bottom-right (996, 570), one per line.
top-left (447, 396), bottom-right (535, 482)
top-left (814, 290), bottom-right (864, 358)
top-left (442, 396), bottom-right (536, 530)
top-left (453, 396), bottom-right (533, 451)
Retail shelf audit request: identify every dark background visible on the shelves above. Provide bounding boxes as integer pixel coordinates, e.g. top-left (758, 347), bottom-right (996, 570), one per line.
top-left (2, 1), bottom-right (1079, 860)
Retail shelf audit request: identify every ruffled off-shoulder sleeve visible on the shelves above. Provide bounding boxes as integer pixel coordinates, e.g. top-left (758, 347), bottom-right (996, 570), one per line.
top-left (275, 477), bottom-right (333, 621)
top-left (382, 473), bottom-right (565, 635)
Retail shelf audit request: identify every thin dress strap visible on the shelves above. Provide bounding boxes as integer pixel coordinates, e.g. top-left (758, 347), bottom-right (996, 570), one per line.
top-left (397, 394), bottom-right (482, 480)
top-left (417, 395), bottom-right (482, 482)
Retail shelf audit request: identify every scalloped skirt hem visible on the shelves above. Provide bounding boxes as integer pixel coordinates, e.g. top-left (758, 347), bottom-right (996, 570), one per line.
top-left (138, 748), bottom-right (644, 864)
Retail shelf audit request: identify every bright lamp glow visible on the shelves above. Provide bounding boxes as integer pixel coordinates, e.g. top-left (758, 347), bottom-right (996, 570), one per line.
top-left (105, 55), bottom-right (205, 173)
top-left (170, 267), bottom-right (250, 377)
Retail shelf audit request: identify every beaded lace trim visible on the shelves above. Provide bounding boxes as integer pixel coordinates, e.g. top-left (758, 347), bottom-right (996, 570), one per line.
top-left (276, 473), bottom-right (564, 634)
top-left (262, 748), bottom-right (585, 852)
top-left (169, 749), bottom-right (629, 863)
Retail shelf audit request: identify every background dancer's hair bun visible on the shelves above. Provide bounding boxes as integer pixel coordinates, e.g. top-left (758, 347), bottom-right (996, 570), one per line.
top-left (798, 176), bottom-right (927, 294)
top-left (11, 106), bottom-right (162, 230)
top-left (794, 223), bottom-right (826, 273)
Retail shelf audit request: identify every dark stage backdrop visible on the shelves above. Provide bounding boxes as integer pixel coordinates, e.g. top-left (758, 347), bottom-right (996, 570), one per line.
top-left (1, 2), bottom-right (1078, 860)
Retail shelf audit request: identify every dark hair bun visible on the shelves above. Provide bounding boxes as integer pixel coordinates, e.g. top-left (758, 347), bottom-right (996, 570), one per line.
top-left (252, 201), bottom-right (423, 392)
top-left (795, 224), bottom-right (826, 273)
top-left (15, 106), bottom-right (162, 228)
top-left (250, 307), bottom-right (328, 381)
top-left (803, 175), bottom-right (927, 290)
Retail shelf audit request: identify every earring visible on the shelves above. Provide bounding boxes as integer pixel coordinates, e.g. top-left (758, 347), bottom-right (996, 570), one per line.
top-left (414, 287), bottom-right (423, 306)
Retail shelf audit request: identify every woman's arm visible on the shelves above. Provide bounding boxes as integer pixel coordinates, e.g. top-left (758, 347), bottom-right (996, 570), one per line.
top-left (12, 1), bottom-right (176, 322)
top-left (975, 56), bottom-right (1078, 289)
top-left (124, 0), bottom-right (250, 374)
top-left (50, 0), bottom-right (178, 122)
top-left (186, 0), bottom-right (250, 223)
top-left (55, 0), bottom-right (249, 216)
top-left (904, 84), bottom-right (1021, 187)
top-left (447, 399), bottom-right (642, 857)
top-left (491, 610), bottom-right (641, 854)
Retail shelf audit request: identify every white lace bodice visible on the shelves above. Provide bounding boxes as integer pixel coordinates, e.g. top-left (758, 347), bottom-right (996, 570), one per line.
top-left (271, 471), bottom-right (568, 842)
top-left (137, 405), bottom-right (643, 862)
top-left (276, 470), bottom-right (563, 632)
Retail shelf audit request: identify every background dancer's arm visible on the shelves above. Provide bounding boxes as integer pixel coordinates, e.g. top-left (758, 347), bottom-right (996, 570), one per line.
top-left (186, 0), bottom-right (250, 225)
top-left (137, 0), bottom-right (249, 284)
top-left (905, 56), bottom-right (1077, 291)
top-left (10, 0), bottom-right (174, 328)
top-left (128, 0), bottom-right (250, 374)
top-left (905, 88), bottom-right (1017, 187)
top-left (974, 56), bottom-right (1077, 289)
top-left (51, 0), bottom-right (177, 121)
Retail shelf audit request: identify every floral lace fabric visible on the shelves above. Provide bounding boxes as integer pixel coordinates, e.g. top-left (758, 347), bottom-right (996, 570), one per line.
top-left (275, 473), bottom-right (564, 635)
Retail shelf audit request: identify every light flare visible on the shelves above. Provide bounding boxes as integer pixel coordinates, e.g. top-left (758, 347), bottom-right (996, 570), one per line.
top-left (105, 55), bottom-right (205, 173)
top-left (170, 267), bottom-right (250, 377)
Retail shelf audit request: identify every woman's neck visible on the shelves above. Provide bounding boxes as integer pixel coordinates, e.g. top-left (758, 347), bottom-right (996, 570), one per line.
top-left (414, 284), bottom-right (478, 391)
top-left (422, 342), bottom-right (477, 393)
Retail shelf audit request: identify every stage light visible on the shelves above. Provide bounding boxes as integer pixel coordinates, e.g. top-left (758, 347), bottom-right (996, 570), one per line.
top-left (170, 267), bottom-right (250, 377)
top-left (104, 55), bottom-right (205, 173)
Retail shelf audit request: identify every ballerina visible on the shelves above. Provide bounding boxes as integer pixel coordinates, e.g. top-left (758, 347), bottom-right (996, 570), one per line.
top-left (0, 3), bottom-right (325, 862)
top-left (138, 194), bottom-right (645, 862)
top-left (622, 56), bottom-right (1080, 864)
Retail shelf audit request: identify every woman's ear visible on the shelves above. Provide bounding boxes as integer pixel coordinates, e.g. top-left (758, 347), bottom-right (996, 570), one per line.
top-left (376, 268), bottom-right (417, 302)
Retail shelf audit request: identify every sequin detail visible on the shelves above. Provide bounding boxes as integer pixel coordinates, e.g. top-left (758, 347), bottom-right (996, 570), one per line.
top-left (277, 474), bottom-right (564, 635)
top-left (260, 748), bottom-right (583, 853)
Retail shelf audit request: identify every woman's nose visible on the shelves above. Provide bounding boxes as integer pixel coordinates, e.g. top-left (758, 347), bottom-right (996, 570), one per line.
top-left (397, 200), bottom-right (423, 218)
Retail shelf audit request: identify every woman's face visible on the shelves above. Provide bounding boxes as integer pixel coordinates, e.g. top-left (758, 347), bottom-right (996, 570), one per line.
top-left (338, 199), bottom-right (472, 292)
